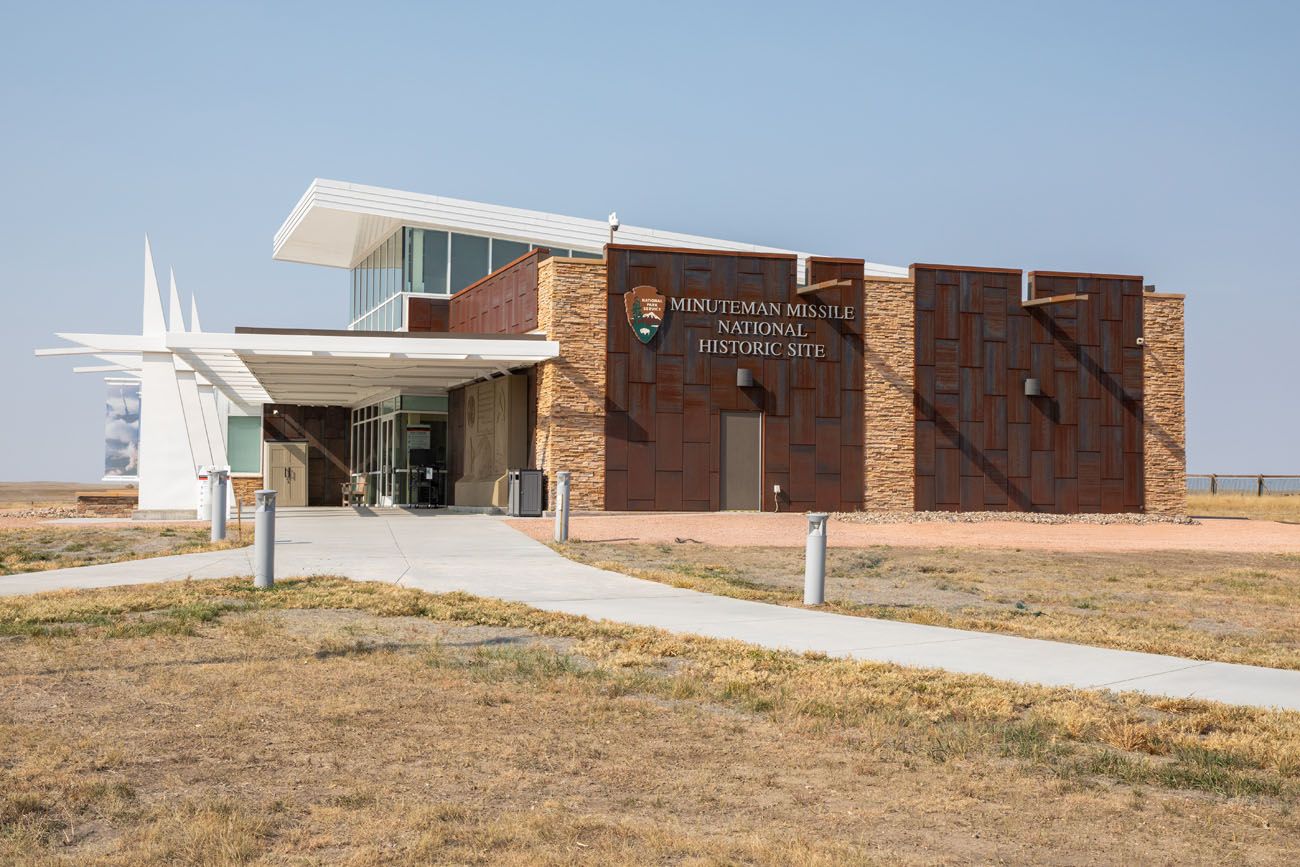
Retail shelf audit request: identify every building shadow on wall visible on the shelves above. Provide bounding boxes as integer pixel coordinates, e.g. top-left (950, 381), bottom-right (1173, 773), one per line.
top-left (1032, 309), bottom-right (1182, 458)
top-left (913, 392), bottom-right (1035, 511)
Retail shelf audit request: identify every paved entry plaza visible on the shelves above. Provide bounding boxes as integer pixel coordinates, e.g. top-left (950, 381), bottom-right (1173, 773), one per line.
top-left (3, 510), bottom-right (1299, 711)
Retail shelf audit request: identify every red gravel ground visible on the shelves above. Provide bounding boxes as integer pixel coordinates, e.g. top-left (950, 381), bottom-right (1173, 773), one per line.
top-left (506, 512), bottom-right (1300, 553)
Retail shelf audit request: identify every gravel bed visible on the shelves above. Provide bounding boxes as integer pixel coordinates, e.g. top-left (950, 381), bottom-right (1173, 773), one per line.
top-left (1, 506), bottom-right (80, 519)
top-left (830, 510), bottom-right (1197, 526)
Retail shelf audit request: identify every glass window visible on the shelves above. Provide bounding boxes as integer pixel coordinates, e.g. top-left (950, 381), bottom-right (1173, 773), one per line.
top-left (227, 415), bottom-right (262, 473)
top-left (403, 228), bottom-right (413, 298)
top-left (491, 238), bottom-right (529, 271)
top-left (406, 228), bottom-right (449, 295)
top-left (386, 233), bottom-right (401, 302)
top-left (399, 395), bottom-right (448, 412)
top-left (450, 233), bottom-right (489, 292)
top-left (424, 229), bottom-right (449, 294)
top-left (364, 258), bottom-right (373, 313)
top-left (571, 249), bottom-right (602, 259)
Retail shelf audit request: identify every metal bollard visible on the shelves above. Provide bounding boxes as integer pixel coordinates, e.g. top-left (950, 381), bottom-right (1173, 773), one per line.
top-left (804, 512), bottom-right (829, 605)
top-left (254, 489), bottom-right (277, 589)
top-left (554, 471), bottom-right (571, 543)
top-left (210, 469), bottom-right (228, 542)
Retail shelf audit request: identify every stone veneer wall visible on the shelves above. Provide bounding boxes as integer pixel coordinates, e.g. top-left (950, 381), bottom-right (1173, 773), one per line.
top-left (862, 277), bottom-right (916, 510)
top-left (1142, 294), bottom-right (1187, 515)
top-left (232, 476), bottom-right (262, 509)
top-left (534, 257), bottom-right (607, 510)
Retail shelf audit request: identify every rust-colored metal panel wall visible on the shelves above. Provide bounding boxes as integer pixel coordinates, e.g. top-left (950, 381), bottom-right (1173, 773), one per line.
top-left (448, 249), bottom-right (544, 334)
top-left (605, 246), bottom-right (864, 513)
top-left (912, 266), bottom-right (1144, 513)
top-left (406, 296), bottom-right (449, 332)
top-left (262, 404), bottom-right (351, 507)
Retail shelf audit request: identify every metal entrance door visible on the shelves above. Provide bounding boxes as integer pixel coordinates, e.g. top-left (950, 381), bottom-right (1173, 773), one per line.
top-left (720, 412), bottom-right (762, 510)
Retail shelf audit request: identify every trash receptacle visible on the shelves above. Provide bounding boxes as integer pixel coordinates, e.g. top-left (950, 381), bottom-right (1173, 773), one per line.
top-left (507, 469), bottom-right (544, 517)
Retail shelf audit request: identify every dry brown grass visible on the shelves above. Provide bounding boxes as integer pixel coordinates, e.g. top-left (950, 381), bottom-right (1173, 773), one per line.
top-left (2, 576), bottom-right (1300, 863)
top-left (558, 542), bottom-right (1300, 671)
top-left (0, 526), bottom-right (250, 576)
top-left (1189, 493), bottom-right (1300, 523)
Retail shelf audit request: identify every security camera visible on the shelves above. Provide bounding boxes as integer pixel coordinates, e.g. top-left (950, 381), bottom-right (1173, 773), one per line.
top-left (608, 211), bottom-right (620, 232)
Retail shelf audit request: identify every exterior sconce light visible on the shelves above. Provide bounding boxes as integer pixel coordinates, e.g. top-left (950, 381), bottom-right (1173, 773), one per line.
top-left (736, 368), bottom-right (755, 388)
top-left (1024, 377), bottom-right (1042, 397)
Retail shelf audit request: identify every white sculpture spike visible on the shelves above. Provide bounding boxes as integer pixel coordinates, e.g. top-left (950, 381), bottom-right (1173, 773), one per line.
top-left (168, 269), bottom-right (187, 333)
top-left (190, 295), bottom-right (203, 333)
top-left (142, 236), bottom-right (167, 336)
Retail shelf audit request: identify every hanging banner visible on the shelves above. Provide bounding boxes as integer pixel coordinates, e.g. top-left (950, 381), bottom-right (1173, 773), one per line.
top-left (103, 382), bottom-right (141, 479)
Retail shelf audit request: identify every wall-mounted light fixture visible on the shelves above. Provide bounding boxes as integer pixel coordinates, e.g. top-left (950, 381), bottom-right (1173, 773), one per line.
top-left (1024, 377), bottom-right (1042, 397)
top-left (736, 368), bottom-right (755, 388)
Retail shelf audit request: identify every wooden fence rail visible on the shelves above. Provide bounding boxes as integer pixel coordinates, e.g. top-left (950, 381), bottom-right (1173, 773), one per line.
top-left (1186, 474), bottom-right (1300, 496)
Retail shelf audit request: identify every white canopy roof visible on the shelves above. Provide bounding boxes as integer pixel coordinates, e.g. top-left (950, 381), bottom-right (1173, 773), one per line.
top-left (273, 178), bottom-right (909, 279)
top-left (37, 238), bottom-right (559, 410)
top-left (39, 328), bottom-right (559, 409)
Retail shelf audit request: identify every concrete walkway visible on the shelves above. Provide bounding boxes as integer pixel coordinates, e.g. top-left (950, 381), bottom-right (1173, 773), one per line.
top-left (4, 511), bottom-right (1299, 712)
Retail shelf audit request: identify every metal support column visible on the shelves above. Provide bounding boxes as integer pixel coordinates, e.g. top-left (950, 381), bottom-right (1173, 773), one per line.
top-left (254, 489), bottom-right (277, 589)
top-left (209, 469), bottom-right (228, 542)
top-left (804, 512), bottom-right (829, 605)
top-left (554, 471), bottom-right (571, 543)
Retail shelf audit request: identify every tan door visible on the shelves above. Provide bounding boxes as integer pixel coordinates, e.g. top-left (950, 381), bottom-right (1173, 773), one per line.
top-left (720, 412), bottom-right (762, 510)
top-left (265, 442), bottom-right (309, 507)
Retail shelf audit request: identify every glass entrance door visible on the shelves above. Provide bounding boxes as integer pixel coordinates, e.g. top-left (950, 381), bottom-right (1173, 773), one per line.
top-left (379, 415), bottom-right (396, 506)
top-left (402, 414), bottom-right (447, 507)
top-left (350, 397), bottom-right (450, 508)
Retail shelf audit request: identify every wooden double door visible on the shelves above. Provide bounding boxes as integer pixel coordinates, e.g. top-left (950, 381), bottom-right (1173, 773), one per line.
top-left (264, 442), bottom-right (308, 507)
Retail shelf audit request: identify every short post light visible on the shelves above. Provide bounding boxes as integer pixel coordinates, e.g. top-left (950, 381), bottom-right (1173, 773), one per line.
top-left (254, 489), bottom-right (277, 589)
top-left (554, 471), bottom-right (571, 544)
top-left (804, 512), bottom-right (829, 605)
top-left (209, 468), bottom-right (228, 542)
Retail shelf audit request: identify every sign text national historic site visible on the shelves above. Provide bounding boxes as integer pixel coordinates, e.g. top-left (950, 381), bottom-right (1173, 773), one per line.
top-left (667, 295), bottom-right (855, 358)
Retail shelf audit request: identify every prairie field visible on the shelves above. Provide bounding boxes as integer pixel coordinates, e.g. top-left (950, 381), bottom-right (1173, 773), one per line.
top-left (1188, 493), bottom-right (1300, 523)
top-left (558, 542), bottom-right (1300, 670)
top-left (2, 577), bottom-right (1299, 864)
top-left (0, 481), bottom-right (125, 509)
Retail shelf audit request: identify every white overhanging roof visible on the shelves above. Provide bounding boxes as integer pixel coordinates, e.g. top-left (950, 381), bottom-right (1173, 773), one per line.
top-left (273, 178), bottom-right (909, 279)
top-left (36, 238), bottom-right (559, 410)
top-left (39, 329), bottom-right (560, 408)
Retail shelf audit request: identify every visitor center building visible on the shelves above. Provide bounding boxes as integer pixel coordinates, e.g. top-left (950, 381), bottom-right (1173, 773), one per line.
top-left (39, 179), bottom-right (1188, 517)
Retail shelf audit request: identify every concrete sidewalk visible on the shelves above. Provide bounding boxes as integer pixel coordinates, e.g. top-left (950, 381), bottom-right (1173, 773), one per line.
top-left (4, 511), bottom-right (1299, 711)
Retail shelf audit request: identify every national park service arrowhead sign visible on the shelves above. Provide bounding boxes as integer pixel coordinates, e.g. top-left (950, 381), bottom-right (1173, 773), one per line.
top-left (624, 284), bottom-right (667, 345)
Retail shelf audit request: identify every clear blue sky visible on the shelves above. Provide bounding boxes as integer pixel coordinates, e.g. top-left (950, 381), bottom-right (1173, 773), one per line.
top-left (2, 1), bottom-right (1297, 480)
